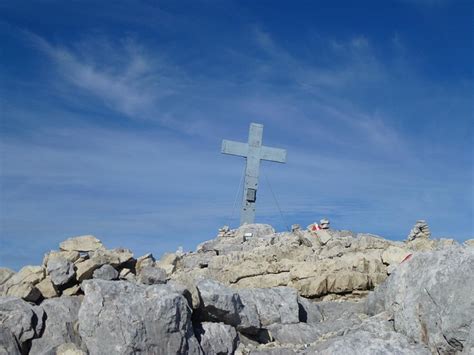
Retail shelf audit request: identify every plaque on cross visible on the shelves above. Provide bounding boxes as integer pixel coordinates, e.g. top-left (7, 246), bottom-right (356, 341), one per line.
top-left (222, 123), bottom-right (287, 225)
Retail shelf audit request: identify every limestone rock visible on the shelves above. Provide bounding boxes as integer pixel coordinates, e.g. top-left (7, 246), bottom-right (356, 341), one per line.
top-left (56, 343), bottom-right (87, 355)
top-left (88, 248), bottom-right (134, 268)
top-left (92, 264), bottom-right (118, 280)
top-left (60, 235), bottom-right (103, 252)
top-left (381, 245), bottom-right (411, 265)
top-left (315, 229), bottom-right (333, 245)
top-left (8, 265), bottom-right (45, 285)
top-left (138, 266), bottom-right (167, 285)
top-left (6, 283), bottom-right (42, 302)
top-left (235, 224), bottom-right (275, 239)
top-left (156, 253), bottom-right (180, 275)
top-left (266, 323), bottom-right (321, 345)
top-left (30, 296), bottom-right (84, 354)
top-left (47, 257), bottom-right (76, 286)
top-left (75, 257), bottom-right (106, 282)
top-left (0, 297), bottom-right (44, 352)
top-left (297, 297), bottom-right (323, 324)
top-left (118, 268), bottom-right (136, 282)
top-left (196, 279), bottom-right (244, 326)
top-left (0, 268), bottom-right (15, 286)
top-left (78, 280), bottom-right (202, 354)
top-left (196, 322), bottom-right (238, 355)
top-left (0, 326), bottom-right (21, 355)
top-left (36, 276), bottom-right (59, 298)
top-left (381, 246), bottom-right (474, 353)
top-left (63, 284), bottom-right (81, 296)
top-left (136, 253), bottom-right (156, 273)
top-left (311, 313), bottom-right (430, 355)
top-left (238, 287), bottom-right (300, 330)
top-left (464, 239), bottom-right (474, 247)
top-left (43, 250), bottom-right (80, 267)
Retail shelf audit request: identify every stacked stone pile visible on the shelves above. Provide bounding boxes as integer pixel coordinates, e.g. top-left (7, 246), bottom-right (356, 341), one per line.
top-left (1, 224), bottom-right (473, 354)
top-left (407, 220), bottom-right (431, 241)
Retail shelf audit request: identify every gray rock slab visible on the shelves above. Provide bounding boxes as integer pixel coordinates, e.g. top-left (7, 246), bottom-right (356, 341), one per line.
top-left (297, 297), bottom-right (323, 324)
top-left (382, 246), bottom-right (474, 354)
top-left (78, 280), bottom-right (202, 355)
top-left (267, 323), bottom-right (322, 345)
top-left (196, 322), bottom-right (238, 355)
top-left (0, 326), bottom-right (21, 355)
top-left (317, 301), bottom-right (366, 321)
top-left (238, 287), bottom-right (300, 330)
top-left (30, 296), bottom-right (84, 355)
top-left (138, 266), bottom-right (167, 285)
top-left (311, 314), bottom-right (431, 355)
top-left (92, 264), bottom-right (118, 281)
top-left (47, 257), bottom-right (75, 286)
top-left (196, 279), bottom-right (244, 327)
top-left (0, 296), bottom-right (44, 352)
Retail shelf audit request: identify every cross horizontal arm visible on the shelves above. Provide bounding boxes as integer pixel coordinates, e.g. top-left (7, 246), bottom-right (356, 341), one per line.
top-left (260, 146), bottom-right (287, 163)
top-left (221, 140), bottom-right (248, 157)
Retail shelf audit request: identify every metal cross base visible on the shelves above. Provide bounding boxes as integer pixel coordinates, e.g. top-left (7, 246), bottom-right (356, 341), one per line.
top-left (222, 123), bottom-right (287, 225)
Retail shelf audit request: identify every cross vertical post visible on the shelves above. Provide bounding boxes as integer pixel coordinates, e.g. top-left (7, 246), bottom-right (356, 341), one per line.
top-left (221, 123), bottom-right (287, 225)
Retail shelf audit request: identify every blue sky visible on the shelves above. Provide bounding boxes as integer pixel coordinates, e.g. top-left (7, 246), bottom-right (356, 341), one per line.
top-left (1, 0), bottom-right (473, 270)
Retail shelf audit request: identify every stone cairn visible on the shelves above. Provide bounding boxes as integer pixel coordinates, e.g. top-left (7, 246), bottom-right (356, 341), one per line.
top-left (407, 220), bottom-right (431, 241)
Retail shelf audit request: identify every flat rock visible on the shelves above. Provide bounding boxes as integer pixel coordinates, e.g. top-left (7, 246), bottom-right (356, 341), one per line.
top-left (92, 264), bottom-right (118, 281)
top-left (43, 250), bottom-right (80, 267)
top-left (60, 235), bottom-right (103, 252)
top-left (311, 313), bottom-right (430, 355)
top-left (196, 322), bottom-right (238, 355)
top-left (78, 280), bottom-right (202, 354)
top-left (30, 296), bottom-right (84, 354)
top-left (266, 323), bottom-right (321, 345)
top-left (89, 248), bottom-right (134, 268)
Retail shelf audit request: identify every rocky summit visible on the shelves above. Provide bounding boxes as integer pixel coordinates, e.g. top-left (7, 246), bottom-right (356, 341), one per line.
top-left (1, 224), bottom-right (473, 355)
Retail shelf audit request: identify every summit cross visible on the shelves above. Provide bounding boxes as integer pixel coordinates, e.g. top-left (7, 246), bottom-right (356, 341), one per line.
top-left (221, 123), bottom-right (287, 226)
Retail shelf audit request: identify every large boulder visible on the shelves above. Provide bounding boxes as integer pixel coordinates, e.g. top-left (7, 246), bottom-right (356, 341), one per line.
top-left (377, 246), bottom-right (474, 354)
top-left (238, 287), bottom-right (300, 330)
top-left (0, 297), bottom-right (44, 353)
top-left (0, 326), bottom-right (21, 355)
top-left (30, 296), bottom-right (84, 354)
top-left (78, 280), bottom-right (202, 354)
top-left (195, 322), bottom-right (238, 355)
top-left (196, 279), bottom-right (244, 327)
top-left (60, 235), bottom-right (103, 252)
